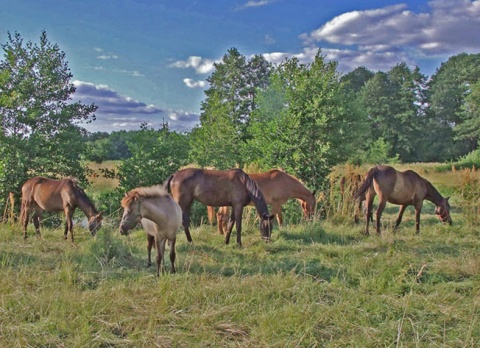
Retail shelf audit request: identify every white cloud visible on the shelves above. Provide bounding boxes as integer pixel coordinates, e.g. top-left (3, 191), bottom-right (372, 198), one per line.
top-left (183, 78), bottom-right (208, 89)
top-left (301, 0), bottom-right (480, 58)
top-left (170, 56), bottom-right (216, 74)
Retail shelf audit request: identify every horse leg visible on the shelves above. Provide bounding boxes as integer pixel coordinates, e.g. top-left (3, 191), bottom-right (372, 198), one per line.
top-left (146, 234), bottom-right (154, 267)
top-left (393, 205), bottom-right (407, 234)
top-left (181, 204), bottom-right (193, 243)
top-left (224, 209), bottom-right (236, 245)
top-left (169, 238), bottom-right (176, 274)
top-left (64, 207), bottom-right (74, 242)
top-left (414, 202), bottom-right (423, 234)
top-left (32, 208), bottom-right (43, 238)
top-left (234, 205), bottom-right (244, 248)
top-left (157, 238), bottom-right (166, 277)
top-left (270, 202), bottom-right (282, 225)
top-left (375, 199), bottom-right (387, 236)
top-left (21, 206), bottom-right (32, 239)
top-left (364, 193), bottom-right (375, 236)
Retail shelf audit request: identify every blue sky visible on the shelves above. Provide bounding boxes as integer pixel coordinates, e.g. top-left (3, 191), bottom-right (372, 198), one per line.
top-left (1, 0), bottom-right (479, 133)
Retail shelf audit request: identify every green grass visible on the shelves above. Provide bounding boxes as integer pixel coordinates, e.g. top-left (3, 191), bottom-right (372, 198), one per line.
top-left (1, 165), bottom-right (480, 347)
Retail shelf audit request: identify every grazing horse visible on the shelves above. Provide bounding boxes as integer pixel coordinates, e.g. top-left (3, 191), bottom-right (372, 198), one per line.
top-left (208, 169), bottom-right (316, 233)
top-left (356, 166), bottom-right (452, 235)
top-left (20, 176), bottom-right (102, 241)
top-left (119, 186), bottom-right (182, 276)
top-left (164, 168), bottom-right (274, 247)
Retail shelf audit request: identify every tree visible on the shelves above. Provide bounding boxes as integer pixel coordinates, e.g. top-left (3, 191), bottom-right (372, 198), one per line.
top-left (0, 31), bottom-right (97, 207)
top-left (359, 63), bottom-right (429, 162)
top-left (189, 48), bottom-right (272, 168)
top-left (247, 50), bottom-right (357, 190)
top-left (427, 53), bottom-right (480, 159)
top-left (455, 81), bottom-right (480, 144)
top-left (115, 123), bottom-right (190, 192)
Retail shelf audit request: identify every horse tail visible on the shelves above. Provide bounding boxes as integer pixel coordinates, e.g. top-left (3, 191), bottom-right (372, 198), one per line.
top-left (163, 174), bottom-right (174, 193)
top-left (355, 167), bottom-right (377, 199)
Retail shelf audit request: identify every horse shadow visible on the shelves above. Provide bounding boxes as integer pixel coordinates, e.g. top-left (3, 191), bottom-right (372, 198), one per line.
top-left (176, 241), bottom-right (338, 281)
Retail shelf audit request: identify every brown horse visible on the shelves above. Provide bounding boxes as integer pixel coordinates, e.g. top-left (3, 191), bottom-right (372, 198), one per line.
top-left (164, 168), bottom-right (274, 247)
top-left (356, 166), bottom-right (452, 235)
top-left (20, 176), bottom-right (102, 241)
top-left (120, 186), bottom-right (182, 276)
top-left (208, 169), bottom-right (316, 232)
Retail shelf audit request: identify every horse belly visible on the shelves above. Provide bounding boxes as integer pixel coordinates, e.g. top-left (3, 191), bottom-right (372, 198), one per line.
top-left (389, 175), bottom-right (413, 205)
top-left (33, 191), bottom-right (64, 211)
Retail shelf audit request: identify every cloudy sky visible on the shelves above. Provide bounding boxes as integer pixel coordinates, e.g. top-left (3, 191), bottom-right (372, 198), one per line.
top-left (1, 0), bottom-right (479, 133)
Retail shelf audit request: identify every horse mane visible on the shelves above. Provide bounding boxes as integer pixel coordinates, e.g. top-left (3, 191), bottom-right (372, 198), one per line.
top-left (122, 185), bottom-right (169, 208)
top-left (238, 170), bottom-right (269, 216)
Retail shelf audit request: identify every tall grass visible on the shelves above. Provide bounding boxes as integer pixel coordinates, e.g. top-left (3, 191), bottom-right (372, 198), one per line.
top-left (1, 165), bottom-right (479, 347)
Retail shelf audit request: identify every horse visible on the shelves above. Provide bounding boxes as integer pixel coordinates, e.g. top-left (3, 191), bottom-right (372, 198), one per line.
top-left (119, 186), bottom-right (182, 276)
top-left (355, 165), bottom-right (452, 236)
top-left (164, 168), bottom-right (274, 247)
top-left (208, 169), bottom-right (316, 233)
top-left (20, 176), bottom-right (102, 241)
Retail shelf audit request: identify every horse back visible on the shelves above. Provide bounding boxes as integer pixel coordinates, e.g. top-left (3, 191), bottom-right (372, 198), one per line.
top-left (250, 170), bottom-right (313, 204)
top-left (169, 168), bottom-right (252, 207)
top-left (22, 176), bottom-right (78, 211)
top-left (373, 167), bottom-right (427, 205)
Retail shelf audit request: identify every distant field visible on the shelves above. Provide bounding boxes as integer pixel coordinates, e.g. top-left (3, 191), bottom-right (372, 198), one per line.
top-left (1, 163), bottom-right (479, 346)
top-left (86, 160), bottom-right (120, 191)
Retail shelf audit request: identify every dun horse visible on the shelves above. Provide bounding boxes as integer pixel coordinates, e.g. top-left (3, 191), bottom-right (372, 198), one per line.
top-left (119, 186), bottom-right (182, 276)
top-left (20, 176), bottom-right (102, 241)
top-left (208, 169), bottom-right (315, 232)
top-left (356, 165), bottom-right (452, 235)
top-left (164, 168), bottom-right (274, 247)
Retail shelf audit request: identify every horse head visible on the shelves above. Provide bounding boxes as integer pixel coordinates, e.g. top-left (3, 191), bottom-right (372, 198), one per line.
top-left (260, 214), bottom-right (274, 242)
top-left (88, 213), bottom-right (103, 236)
top-left (119, 194), bottom-right (143, 235)
top-left (435, 197), bottom-right (452, 225)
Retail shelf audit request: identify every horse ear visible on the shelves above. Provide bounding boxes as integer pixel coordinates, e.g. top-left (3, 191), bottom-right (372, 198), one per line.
top-left (446, 197), bottom-right (450, 202)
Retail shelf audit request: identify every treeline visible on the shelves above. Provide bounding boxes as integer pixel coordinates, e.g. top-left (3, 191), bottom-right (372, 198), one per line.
top-left (84, 48), bottom-right (480, 190)
top-left (2, 32), bottom-right (480, 212)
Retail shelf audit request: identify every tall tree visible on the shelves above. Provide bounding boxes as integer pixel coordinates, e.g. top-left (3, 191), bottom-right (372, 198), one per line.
top-left (427, 53), bottom-right (480, 159)
top-left (189, 48), bottom-right (272, 169)
top-left (247, 50), bottom-right (356, 189)
top-left (0, 31), bottom-right (97, 205)
top-left (359, 63), bottom-right (428, 162)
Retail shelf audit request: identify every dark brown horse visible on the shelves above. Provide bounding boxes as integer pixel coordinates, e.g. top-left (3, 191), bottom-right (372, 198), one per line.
top-left (20, 176), bottom-right (102, 241)
top-left (164, 168), bottom-right (274, 247)
top-left (356, 166), bottom-right (452, 235)
top-left (208, 169), bottom-right (316, 228)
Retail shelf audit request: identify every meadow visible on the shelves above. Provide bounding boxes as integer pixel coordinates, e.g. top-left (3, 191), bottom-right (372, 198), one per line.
top-left (0, 164), bottom-right (479, 347)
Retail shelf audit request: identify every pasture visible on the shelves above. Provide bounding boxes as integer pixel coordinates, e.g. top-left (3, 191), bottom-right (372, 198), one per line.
top-left (0, 164), bottom-right (479, 347)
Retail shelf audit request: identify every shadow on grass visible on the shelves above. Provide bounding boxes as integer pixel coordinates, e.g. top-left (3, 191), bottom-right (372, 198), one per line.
top-left (279, 225), bottom-right (363, 246)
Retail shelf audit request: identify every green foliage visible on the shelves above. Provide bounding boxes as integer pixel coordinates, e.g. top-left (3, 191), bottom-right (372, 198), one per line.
top-left (358, 63), bottom-right (428, 162)
top-left (363, 137), bottom-right (400, 165)
top-left (247, 50), bottom-right (357, 190)
top-left (428, 53), bottom-right (480, 159)
top-left (0, 31), bottom-right (96, 207)
top-left (115, 123), bottom-right (190, 192)
top-left (190, 48), bottom-right (272, 168)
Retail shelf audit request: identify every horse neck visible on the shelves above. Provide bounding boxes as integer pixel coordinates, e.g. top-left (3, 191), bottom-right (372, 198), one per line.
top-left (425, 181), bottom-right (445, 206)
top-left (76, 190), bottom-right (98, 218)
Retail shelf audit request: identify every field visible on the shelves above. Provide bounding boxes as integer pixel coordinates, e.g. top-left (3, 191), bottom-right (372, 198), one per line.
top-left (1, 164), bottom-right (479, 347)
